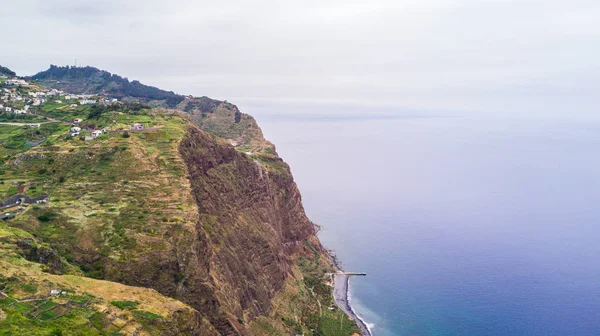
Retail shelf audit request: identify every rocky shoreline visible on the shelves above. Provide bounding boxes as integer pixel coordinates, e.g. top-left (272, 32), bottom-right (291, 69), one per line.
top-left (332, 273), bottom-right (372, 336)
top-left (327, 249), bottom-right (372, 336)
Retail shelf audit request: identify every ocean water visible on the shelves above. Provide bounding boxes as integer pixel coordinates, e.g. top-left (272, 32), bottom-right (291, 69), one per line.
top-left (249, 106), bottom-right (600, 336)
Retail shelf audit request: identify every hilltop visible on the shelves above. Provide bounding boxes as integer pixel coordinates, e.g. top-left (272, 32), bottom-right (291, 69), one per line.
top-left (0, 65), bottom-right (16, 77)
top-left (29, 65), bottom-right (270, 153)
top-left (0, 67), bottom-right (360, 335)
top-left (30, 65), bottom-right (185, 107)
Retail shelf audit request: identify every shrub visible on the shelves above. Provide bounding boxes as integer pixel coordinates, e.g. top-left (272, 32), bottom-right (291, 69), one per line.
top-left (37, 211), bottom-right (58, 222)
top-left (110, 300), bottom-right (138, 310)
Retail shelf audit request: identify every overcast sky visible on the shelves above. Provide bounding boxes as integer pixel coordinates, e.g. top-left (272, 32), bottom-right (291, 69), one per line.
top-left (2, 0), bottom-right (599, 116)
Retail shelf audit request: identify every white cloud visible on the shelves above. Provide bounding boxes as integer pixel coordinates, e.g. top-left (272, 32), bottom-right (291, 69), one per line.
top-left (1, 0), bottom-right (599, 115)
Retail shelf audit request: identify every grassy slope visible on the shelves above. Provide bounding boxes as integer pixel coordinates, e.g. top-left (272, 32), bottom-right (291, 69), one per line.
top-left (0, 105), bottom-right (210, 335)
top-left (0, 224), bottom-right (207, 336)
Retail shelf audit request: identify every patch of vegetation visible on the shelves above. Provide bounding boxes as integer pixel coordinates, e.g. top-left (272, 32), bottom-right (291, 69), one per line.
top-left (133, 310), bottom-right (162, 320)
top-left (36, 211), bottom-right (58, 222)
top-left (183, 96), bottom-right (221, 113)
top-left (110, 300), bottom-right (139, 310)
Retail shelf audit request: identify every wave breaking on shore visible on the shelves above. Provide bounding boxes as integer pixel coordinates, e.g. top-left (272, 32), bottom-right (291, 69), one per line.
top-left (346, 276), bottom-right (374, 336)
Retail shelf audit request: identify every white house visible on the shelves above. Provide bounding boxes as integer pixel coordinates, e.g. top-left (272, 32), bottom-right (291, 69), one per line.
top-left (73, 118), bottom-right (83, 124)
top-left (80, 99), bottom-right (96, 105)
top-left (131, 123), bottom-right (144, 130)
top-left (91, 130), bottom-right (103, 138)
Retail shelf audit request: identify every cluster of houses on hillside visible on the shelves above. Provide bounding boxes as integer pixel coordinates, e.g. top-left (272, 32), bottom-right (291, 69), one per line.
top-left (5, 78), bottom-right (29, 87)
top-left (69, 117), bottom-right (110, 139)
top-left (69, 118), bottom-right (144, 141)
top-left (29, 88), bottom-right (64, 106)
top-left (70, 126), bottom-right (108, 140)
top-left (70, 118), bottom-right (144, 140)
top-left (1, 87), bottom-right (30, 114)
top-left (1, 77), bottom-right (119, 116)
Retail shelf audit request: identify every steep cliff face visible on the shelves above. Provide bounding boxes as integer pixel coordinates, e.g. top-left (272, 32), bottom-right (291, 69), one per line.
top-left (179, 126), bottom-right (318, 322)
top-left (103, 122), bottom-right (322, 334)
top-left (187, 102), bottom-right (275, 154)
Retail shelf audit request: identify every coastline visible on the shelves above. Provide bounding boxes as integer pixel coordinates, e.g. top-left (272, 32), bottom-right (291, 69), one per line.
top-left (326, 249), bottom-right (372, 336)
top-left (332, 273), bottom-right (372, 336)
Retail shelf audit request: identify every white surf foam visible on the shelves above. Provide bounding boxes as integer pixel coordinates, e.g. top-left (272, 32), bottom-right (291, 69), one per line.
top-left (346, 276), bottom-right (374, 336)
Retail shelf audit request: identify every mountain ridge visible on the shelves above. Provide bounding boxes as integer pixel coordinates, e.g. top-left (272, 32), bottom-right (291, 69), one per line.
top-left (30, 65), bottom-right (186, 107)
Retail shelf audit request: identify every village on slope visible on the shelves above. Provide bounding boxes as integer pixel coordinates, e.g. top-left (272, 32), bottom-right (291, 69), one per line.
top-left (0, 74), bottom-right (156, 221)
top-left (1, 74), bottom-right (148, 137)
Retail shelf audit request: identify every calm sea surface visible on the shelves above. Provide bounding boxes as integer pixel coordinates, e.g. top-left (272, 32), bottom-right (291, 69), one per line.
top-left (249, 107), bottom-right (600, 336)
